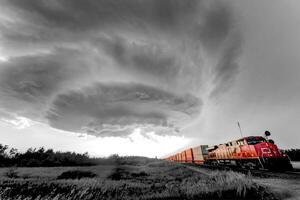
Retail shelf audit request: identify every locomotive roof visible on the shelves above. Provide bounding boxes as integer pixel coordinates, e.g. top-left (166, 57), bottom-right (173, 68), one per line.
top-left (224, 136), bottom-right (266, 145)
top-left (207, 136), bottom-right (267, 149)
top-left (241, 136), bottom-right (265, 140)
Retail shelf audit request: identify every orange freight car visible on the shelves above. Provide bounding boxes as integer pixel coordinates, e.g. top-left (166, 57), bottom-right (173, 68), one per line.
top-left (192, 145), bottom-right (208, 164)
top-left (185, 148), bottom-right (194, 163)
top-left (181, 151), bottom-right (186, 162)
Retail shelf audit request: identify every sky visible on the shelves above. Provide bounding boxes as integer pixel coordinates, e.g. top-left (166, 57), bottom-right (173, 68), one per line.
top-left (0, 0), bottom-right (299, 157)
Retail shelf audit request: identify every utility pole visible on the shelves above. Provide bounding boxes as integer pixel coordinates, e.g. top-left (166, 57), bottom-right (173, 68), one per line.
top-left (237, 121), bottom-right (243, 138)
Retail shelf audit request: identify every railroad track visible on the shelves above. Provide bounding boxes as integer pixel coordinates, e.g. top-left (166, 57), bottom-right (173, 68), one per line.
top-left (183, 163), bottom-right (300, 179)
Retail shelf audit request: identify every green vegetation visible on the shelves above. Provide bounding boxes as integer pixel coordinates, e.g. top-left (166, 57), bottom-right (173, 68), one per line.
top-left (0, 158), bottom-right (279, 200)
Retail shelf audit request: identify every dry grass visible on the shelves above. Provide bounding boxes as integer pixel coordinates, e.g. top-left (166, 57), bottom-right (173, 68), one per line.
top-left (0, 159), bottom-right (279, 200)
top-left (0, 165), bottom-right (114, 179)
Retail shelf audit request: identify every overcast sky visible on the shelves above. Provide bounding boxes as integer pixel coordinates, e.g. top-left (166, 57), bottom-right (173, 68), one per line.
top-left (0, 0), bottom-right (299, 157)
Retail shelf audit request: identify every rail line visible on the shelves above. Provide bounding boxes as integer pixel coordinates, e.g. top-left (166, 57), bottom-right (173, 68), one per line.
top-left (183, 163), bottom-right (300, 179)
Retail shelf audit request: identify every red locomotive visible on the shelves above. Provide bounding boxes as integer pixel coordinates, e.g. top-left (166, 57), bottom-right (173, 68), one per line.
top-left (166, 131), bottom-right (293, 171)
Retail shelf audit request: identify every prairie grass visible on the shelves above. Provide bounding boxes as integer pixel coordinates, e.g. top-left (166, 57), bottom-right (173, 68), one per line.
top-left (0, 165), bottom-right (114, 179)
top-left (0, 159), bottom-right (279, 200)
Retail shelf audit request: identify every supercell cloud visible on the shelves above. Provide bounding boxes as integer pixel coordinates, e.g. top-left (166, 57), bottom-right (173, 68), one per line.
top-left (46, 83), bottom-right (201, 137)
top-left (0, 0), bottom-right (242, 137)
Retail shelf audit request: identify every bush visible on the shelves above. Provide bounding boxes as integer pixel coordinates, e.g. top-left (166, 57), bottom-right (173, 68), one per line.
top-left (108, 167), bottom-right (149, 180)
top-left (5, 168), bottom-right (19, 178)
top-left (131, 171), bottom-right (148, 178)
top-left (57, 170), bottom-right (97, 180)
top-left (108, 168), bottom-right (129, 180)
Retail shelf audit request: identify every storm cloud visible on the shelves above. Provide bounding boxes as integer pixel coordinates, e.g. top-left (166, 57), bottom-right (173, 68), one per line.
top-left (0, 0), bottom-right (242, 137)
top-left (0, 48), bottom-right (94, 119)
top-left (46, 83), bottom-right (201, 136)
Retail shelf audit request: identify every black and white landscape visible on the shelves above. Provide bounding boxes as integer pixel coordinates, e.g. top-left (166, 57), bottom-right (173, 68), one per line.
top-left (0, 0), bottom-right (300, 199)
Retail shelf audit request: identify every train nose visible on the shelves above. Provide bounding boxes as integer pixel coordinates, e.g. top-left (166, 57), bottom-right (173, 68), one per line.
top-left (262, 148), bottom-right (271, 154)
top-left (261, 147), bottom-right (273, 156)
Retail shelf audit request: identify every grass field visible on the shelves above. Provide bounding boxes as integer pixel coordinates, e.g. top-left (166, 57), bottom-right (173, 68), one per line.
top-left (0, 157), bottom-right (280, 200)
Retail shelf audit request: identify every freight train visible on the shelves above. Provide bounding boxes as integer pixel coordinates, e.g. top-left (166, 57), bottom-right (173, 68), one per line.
top-left (165, 131), bottom-right (293, 171)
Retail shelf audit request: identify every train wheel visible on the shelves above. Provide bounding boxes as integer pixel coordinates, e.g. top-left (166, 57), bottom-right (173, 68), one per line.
top-left (244, 162), bottom-right (256, 169)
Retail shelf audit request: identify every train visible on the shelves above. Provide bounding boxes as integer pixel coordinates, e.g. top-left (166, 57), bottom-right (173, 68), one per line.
top-left (165, 131), bottom-right (293, 171)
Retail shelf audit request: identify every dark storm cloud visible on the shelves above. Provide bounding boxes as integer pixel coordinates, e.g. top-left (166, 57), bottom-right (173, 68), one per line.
top-left (0, 48), bottom-right (91, 119)
top-left (210, 31), bottom-right (243, 97)
top-left (98, 36), bottom-right (181, 85)
top-left (46, 83), bottom-right (202, 136)
top-left (4, 0), bottom-right (199, 32)
top-left (1, 0), bottom-right (199, 55)
top-left (198, 3), bottom-right (233, 51)
top-left (0, 0), bottom-right (243, 137)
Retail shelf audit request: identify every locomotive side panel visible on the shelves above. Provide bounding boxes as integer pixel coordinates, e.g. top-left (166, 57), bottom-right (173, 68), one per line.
top-left (185, 148), bottom-right (194, 163)
top-left (192, 145), bottom-right (208, 164)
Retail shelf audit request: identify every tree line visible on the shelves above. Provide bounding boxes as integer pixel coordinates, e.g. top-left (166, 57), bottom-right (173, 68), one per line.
top-left (0, 144), bottom-right (98, 167)
top-left (0, 143), bottom-right (153, 167)
top-left (283, 149), bottom-right (300, 161)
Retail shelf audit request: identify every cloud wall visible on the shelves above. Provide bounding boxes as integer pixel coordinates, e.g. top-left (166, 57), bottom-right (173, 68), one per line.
top-left (0, 0), bottom-right (242, 137)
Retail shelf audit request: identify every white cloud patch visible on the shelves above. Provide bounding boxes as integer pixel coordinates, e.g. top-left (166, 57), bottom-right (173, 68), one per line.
top-left (1, 116), bottom-right (35, 129)
top-left (0, 56), bottom-right (8, 62)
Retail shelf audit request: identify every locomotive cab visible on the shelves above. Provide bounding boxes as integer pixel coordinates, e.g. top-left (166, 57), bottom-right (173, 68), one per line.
top-left (245, 134), bottom-right (293, 171)
top-left (246, 136), bottom-right (267, 145)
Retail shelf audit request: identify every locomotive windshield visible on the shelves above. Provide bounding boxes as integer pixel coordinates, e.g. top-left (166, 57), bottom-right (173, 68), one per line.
top-left (246, 137), bottom-right (267, 145)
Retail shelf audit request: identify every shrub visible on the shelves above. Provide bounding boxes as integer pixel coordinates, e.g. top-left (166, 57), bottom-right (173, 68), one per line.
top-left (147, 160), bottom-right (172, 167)
top-left (57, 170), bottom-right (97, 179)
top-left (131, 171), bottom-right (149, 178)
top-left (108, 167), bottom-right (149, 180)
top-left (5, 168), bottom-right (19, 178)
top-left (108, 168), bottom-right (129, 180)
